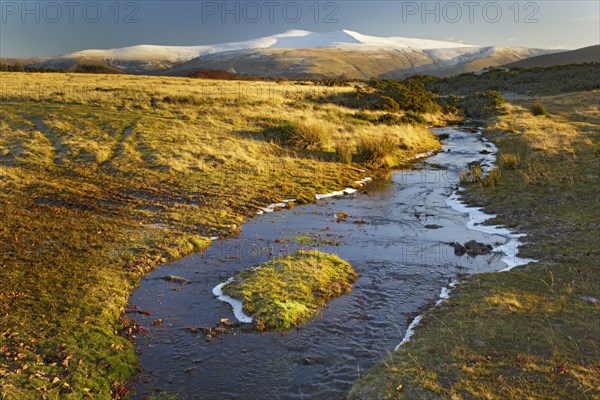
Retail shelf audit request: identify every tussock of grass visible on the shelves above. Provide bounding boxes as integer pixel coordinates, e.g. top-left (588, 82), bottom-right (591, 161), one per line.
top-left (530, 99), bottom-right (548, 116)
top-left (499, 152), bottom-right (520, 170)
top-left (460, 165), bottom-right (501, 189)
top-left (222, 250), bottom-right (358, 330)
top-left (272, 119), bottom-right (334, 150)
top-left (286, 119), bottom-right (333, 149)
top-left (481, 168), bottom-right (502, 189)
top-left (459, 164), bottom-right (483, 184)
top-left (356, 135), bottom-right (400, 167)
top-left (335, 142), bottom-right (354, 164)
top-left (162, 95), bottom-right (204, 106)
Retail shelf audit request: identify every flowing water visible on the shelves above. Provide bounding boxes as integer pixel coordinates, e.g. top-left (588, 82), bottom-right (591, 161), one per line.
top-left (129, 127), bottom-right (522, 399)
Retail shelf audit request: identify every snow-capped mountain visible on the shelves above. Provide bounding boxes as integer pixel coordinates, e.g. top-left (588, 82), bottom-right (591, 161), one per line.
top-left (58, 29), bottom-right (475, 62)
top-left (30, 29), bottom-right (559, 77)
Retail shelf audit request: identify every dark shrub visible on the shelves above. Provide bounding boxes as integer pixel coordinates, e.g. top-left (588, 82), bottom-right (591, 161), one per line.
top-left (379, 96), bottom-right (401, 113)
top-left (376, 113), bottom-right (404, 125)
top-left (73, 64), bottom-right (120, 74)
top-left (460, 90), bottom-right (505, 119)
top-left (376, 112), bottom-right (425, 126)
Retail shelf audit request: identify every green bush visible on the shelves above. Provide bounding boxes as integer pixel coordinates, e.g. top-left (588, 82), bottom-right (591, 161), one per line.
top-left (437, 94), bottom-right (461, 114)
top-left (320, 76), bottom-right (444, 115)
top-left (73, 64), bottom-right (120, 74)
top-left (428, 63), bottom-right (600, 96)
top-left (405, 111), bottom-right (426, 124)
top-left (376, 113), bottom-right (404, 125)
top-left (370, 78), bottom-right (442, 114)
top-left (379, 96), bottom-right (401, 112)
top-left (353, 111), bottom-right (378, 124)
top-left (0, 63), bottom-right (62, 73)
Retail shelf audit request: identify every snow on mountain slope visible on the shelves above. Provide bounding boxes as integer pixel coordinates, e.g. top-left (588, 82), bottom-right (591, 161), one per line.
top-left (341, 30), bottom-right (475, 50)
top-left (59, 29), bottom-right (474, 64)
top-left (425, 47), bottom-right (495, 65)
top-left (33, 29), bottom-right (557, 76)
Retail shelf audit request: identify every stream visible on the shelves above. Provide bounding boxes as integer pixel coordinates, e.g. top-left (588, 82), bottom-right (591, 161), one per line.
top-left (129, 127), bottom-right (529, 399)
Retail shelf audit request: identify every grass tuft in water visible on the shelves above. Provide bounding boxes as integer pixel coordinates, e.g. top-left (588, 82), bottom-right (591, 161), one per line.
top-left (222, 250), bottom-right (358, 330)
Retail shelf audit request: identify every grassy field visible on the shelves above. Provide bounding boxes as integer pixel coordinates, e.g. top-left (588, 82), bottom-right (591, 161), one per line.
top-left (349, 91), bottom-right (600, 399)
top-left (0, 72), bottom-right (440, 399)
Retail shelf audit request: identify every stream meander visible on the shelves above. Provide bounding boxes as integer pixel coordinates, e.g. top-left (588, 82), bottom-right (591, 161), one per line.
top-left (129, 127), bottom-right (530, 399)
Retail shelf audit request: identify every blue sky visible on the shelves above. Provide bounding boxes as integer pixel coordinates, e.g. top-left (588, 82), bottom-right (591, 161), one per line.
top-left (1, 1), bottom-right (599, 57)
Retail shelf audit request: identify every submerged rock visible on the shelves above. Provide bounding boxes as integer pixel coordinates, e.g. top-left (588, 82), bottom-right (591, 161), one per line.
top-left (464, 240), bottom-right (493, 256)
top-left (450, 242), bottom-right (467, 257)
top-left (162, 275), bottom-right (191, 285)
top-left (424, 224), bottom-right (443, 229)
top-left (298, 356), bottom-right (325, 365)
top-left (187, 320), bottom-right (246, 341)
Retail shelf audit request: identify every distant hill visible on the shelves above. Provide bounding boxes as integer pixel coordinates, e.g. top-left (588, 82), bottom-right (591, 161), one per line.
top-left (504, 45), bottom-right (599, 68)
top-left (167, 46), bottom-right (553, 80)
top-left (428, 63), bottom-right (600, 96)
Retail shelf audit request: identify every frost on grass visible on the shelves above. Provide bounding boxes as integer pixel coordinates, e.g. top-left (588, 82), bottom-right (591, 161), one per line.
top-left (446, 190), bottom-right (536, 270)
top-left (395, 279), bottom-right (458, 351)
top-left (256, 199), bottom-right (296, 215)
top-left (212, 278), bottom-right (253, 323)
top-left (219, 250), bottom-right (359, 330)
top-left (446, 131), bottom-right (536, 270)
top-left (314, 177), bottom-right (371, 200)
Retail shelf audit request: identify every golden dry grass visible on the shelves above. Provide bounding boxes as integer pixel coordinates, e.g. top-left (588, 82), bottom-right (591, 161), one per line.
top-left (0, 72), bottom-right (440, 399)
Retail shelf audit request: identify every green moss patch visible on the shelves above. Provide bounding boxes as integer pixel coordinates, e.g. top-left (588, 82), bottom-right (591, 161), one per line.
top-left (222, 250), bottom-right (359, 330)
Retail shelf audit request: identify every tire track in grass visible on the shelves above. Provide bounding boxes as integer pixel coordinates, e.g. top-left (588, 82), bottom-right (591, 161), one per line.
top-left (102, 120), bottom-right (138, 167)
top-left (31, 117), bottom-right (65, 166)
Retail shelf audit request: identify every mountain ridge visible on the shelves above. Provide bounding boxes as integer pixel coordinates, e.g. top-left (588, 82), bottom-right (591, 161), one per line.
top-left (2, 29), bottom-right (572, 78)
